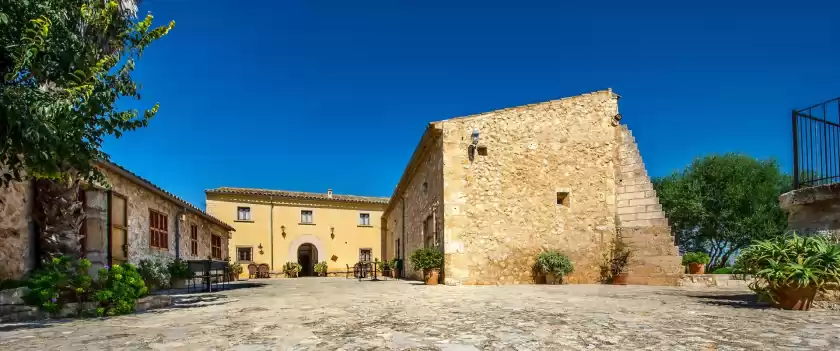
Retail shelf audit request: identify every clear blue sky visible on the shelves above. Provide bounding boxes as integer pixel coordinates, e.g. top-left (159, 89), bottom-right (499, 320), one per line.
top-left (105, 0), bottom-right (840, 208)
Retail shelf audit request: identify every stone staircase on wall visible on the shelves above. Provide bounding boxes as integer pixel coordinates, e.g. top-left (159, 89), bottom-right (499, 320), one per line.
top-left (615, 125), bottom-right (683, 285)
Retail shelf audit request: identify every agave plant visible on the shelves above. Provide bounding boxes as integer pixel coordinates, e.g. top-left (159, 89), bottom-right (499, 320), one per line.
top-left (735, 233), bottom-right (840, 299)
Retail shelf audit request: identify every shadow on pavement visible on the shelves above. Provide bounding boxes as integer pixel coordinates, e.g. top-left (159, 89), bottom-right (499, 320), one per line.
top-left (686, 292), bottom-right (770, 309)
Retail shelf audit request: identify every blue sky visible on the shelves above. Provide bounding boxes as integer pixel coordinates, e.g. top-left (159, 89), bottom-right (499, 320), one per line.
top-left (106, 0), bottom-right (840, 208)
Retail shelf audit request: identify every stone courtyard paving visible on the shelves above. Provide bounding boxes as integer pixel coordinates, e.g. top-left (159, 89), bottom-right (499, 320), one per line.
top-left (1, 279), bottom-right (838, 350)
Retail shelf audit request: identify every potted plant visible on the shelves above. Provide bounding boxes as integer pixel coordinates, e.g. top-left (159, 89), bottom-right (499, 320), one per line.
top-left (314, 261), bottom-right (328, 277)
top-left (390, 258), bottom-right (401, 278)
top-left (735, 234), bottom-right (840, 310)
top-left (535, 251), bottom-right (574, 284)
top-left (682, 252), bottom-right (710, 274)
top-left (608, 241), bottom-right (632, 285)
top-left (168, 259), bottom-right (190, 289)
top-left (283, 262), bottom-right (302, 278)
top-left (228, 262), bottom-right (243, 281)
top-left (409, 248), bottom-right (443, 285)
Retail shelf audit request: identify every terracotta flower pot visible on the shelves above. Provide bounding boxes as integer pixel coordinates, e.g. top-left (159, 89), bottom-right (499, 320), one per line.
top-left (688, 263), bottom-right (705, 274)
top-left (425, 268), bottom-right (440, 285)
top-left (546, 273), bottom-right (557, 285)
top-left (535, 274), bottom-right (546, 284)
top-left (772, 285), bottom-right (817, 310)
top-left (612, 273), bottom-right (629, 285)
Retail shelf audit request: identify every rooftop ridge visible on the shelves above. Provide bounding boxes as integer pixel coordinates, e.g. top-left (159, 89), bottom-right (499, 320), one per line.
top-left (206, 186), bottom-right (390, 204)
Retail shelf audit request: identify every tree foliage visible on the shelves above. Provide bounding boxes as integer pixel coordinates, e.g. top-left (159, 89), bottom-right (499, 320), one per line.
top-left (653, 154), bottom-right (791, 269)
top-left (0, 0), bottom-right (173, 186)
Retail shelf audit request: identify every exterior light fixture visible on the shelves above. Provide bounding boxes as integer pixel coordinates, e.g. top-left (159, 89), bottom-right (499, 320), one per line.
top-left (331, 226), bottom-right (335, 240)
top-left (281, 225), bottom-right (286, 238)
top-left (471, 129), bottom-right (480, 145)
top-left (469, 129), bottom-right (480, 162)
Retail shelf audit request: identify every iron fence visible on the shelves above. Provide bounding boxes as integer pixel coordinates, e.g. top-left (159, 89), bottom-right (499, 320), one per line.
top-left (793, 97), bottom-right (840, 189)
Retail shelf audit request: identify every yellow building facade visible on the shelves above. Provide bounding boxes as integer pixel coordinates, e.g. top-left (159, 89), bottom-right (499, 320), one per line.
top-left (205, 187), bottom-right (388, 277)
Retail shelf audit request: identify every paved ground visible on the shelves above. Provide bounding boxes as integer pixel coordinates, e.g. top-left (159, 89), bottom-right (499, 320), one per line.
top-left (1, 278), bottom-right (838, 350)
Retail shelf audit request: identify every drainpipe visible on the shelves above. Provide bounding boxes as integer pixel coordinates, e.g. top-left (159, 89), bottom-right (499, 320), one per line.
top-left (401, 197), bottom-right (406, 279)
top-left (175, 207), bottom-right (187, 260)
top-left (269, 196), bottom-right (274, 270)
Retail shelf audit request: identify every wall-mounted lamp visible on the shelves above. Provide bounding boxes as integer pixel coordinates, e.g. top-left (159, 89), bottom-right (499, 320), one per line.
top-left (468, 129), bottom-right (480, 162)
top-left (330, 226), bottom-right (335, 240)
top-left (281, 225), bottom-right (286, 238)
top-left (258, 243), bottom-right (264, 255)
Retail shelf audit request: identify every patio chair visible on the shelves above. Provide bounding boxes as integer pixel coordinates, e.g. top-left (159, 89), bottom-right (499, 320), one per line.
top-left (248, 264), bottom-right (258, 279)
top-left (258, 263), bottom-right (270, 278)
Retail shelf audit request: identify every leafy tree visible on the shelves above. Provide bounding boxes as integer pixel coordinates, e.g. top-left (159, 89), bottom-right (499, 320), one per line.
top-left (653, 154), bottom-right (791, 270)
top-left (0, 0), bottom-right (174, 186)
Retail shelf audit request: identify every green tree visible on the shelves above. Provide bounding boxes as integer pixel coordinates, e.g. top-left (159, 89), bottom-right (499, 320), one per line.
top-left (0, 0), bottom-right (174, 186)
top-left (653, 154), bottom-right (791, 270)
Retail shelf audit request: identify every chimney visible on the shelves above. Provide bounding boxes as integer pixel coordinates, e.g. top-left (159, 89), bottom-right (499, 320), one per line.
top-left (327, 189), bottom-right (333, 199)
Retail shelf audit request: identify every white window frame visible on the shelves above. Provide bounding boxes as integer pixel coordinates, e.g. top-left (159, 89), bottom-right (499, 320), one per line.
top-left (300, 210), bottom-right (314, 224)
top-left (237, 206), bottom-right (251, 221)
top-left (359, 213), bottom-right (370, 226)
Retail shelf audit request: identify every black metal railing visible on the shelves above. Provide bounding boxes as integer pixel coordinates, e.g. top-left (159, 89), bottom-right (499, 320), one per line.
top-left (793, 97), bottom-right (840, 189)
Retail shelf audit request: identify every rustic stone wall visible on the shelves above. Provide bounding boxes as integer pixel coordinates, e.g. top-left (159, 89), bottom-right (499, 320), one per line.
top-left (99, 168), bottom-right (230, 265)
top-left (383, 129), bottom-right (445, 280)
top-left (441, 90), bottom-right (620, 285)
top-left (779, 183), bottom-right (840, 243)
top-left (615, 125), bottom-right (683, 285)
top-left (0, 180), bottom-right (33, 280)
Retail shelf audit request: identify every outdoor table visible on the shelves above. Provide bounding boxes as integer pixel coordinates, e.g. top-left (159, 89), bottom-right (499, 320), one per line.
top-left (186, 259), bottom-right (229, 292)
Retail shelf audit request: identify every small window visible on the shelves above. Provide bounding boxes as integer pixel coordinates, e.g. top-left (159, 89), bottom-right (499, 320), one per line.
top-left (149, 210), bottom-right (169, 249)
top-left (359, 213), bottom-right (370, 226)
top-left (190, 224), bottom-right (199, 256)
top-left (211, 234), bottom-right (222, 259)
top-left (237, 207), bottom-right (251, 221)
top-left (557, 192), bottom-right (570, 207)
top-left (300, 210), bottom-right (313, 224)
top-left (359, 248), bottom-right (372, 262)
top-left (237, 247), bottom-right (252, 262)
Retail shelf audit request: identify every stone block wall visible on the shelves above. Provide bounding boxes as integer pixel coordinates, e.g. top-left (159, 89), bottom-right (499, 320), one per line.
top-left (615, 125), bottom-right (683, 285)
top-left (101, 167), bottom-right (231, 264)
top-left (383, 127), bottom-right (445, 280)
top-left (0, 180), bottom-right (34, 280)
top-left (441, 90), bottom-right (620, 285)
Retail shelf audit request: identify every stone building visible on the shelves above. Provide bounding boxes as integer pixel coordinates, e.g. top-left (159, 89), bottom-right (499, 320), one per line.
top-left (0, 161), bottom-right (234, 280)
top-left (382, 89), bottom-right (683, 285)
top-left (205, 187), bottom-right (388, 277)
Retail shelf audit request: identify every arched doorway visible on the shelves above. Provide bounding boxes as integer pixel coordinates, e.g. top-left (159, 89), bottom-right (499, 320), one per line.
top-left (297, 243), bottom-right (318, 277)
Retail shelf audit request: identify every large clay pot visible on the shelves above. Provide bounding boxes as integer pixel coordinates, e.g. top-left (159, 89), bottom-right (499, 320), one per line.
top-left (546, 273), bottom-right (557, 285)
top-left (688, 263), bottom-right (706, 274)
top-left (171, 279), bottom-right (187, 289)
top-left (772, 286), bottom-right (817, 310)
top-left (535, 274), bottom-right (546, 284)
top-left (425, 268), bottom-right (440, 285)
top-left (612, 273), bottom-right (629, 285)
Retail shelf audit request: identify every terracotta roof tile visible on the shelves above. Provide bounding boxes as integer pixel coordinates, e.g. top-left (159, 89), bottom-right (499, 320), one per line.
top-left (206, 187), bottom-right (389, 205)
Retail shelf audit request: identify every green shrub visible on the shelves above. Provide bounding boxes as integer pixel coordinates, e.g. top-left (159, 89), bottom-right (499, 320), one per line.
top-left (409, 248), bottom-right (443, 271)
top-left (23, 256), bottom-right (93, 313)
top-left (167, 259), bottom-right (190, 280)
top-left (314, 261), bottom-right (328, 274)
top-left (138, 256), bottom-right (171, 290)
top-left (390, 258), bottom-right (402, 270)
top-left (0, 279), bottom-right (26, 290)
top-left (682, 252), bottom-right (711, 265)
top-left (711, 267), bottom-right (734, 274)
top-left (536, 250), bottom-right (575, 277)
top-left (92, 264), bottom-right (148, 316)
top-left (735, 234), bottom-right (840, 300)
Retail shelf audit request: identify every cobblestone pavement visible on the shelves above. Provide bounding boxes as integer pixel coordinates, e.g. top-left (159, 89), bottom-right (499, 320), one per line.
top-left (1, 278), bottom-right (839, 350)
